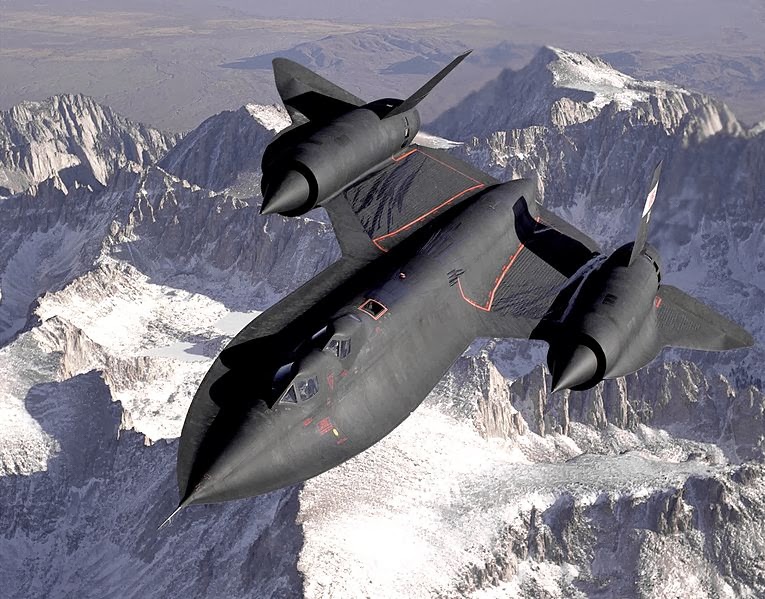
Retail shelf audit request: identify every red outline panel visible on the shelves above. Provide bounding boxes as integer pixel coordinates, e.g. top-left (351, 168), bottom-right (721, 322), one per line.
top-left (372, 148), bottom-right (486, 252)
top-left (457, 243), bottom-right (526, 312)
top-left (417, 149), bottom-right (483, 185)
top-left (358, 299), bottom-right (389, 320)
top-left (456, 216), bottom-right (545, 312)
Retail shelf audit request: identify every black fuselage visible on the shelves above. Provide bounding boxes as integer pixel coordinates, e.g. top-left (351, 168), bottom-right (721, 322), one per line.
top-left (179, 182), bottom-right (668, 506)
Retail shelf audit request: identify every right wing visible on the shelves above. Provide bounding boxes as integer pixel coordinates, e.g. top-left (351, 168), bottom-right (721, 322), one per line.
top-left (656, 285), bottom-right (753, 350)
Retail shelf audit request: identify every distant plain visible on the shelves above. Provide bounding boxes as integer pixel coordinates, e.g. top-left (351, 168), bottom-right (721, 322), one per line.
top-left (1, 1), bottom-right (764, 131)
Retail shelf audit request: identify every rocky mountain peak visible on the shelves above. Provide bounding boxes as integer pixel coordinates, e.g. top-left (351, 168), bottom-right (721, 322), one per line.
top-left (159, 103), bottom-right (289, 196)
top-left (1, 48), bottom-right (763, 597)
top-left (0, 93), bottom-right (178, 199)
top-left (432, 46), bottom-right (743, 139)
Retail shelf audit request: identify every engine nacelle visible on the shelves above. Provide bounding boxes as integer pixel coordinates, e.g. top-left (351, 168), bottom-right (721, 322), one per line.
top-left (547, 243), bottom-right (662, 391)
top-left (260, 104), bottom-right (420, 216)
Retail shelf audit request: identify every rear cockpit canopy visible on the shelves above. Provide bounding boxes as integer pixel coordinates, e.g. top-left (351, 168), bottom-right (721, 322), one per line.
top-left (273, 313), bottom-right (364, 405)
top-left (326, 337), bottom-right (351, 359)
top-left (323, 313), bottom-right (362, 360)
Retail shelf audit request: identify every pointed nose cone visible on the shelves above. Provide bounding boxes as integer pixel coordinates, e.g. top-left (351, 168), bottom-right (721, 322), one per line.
top-left (158, 489), bottom-right (199, 530)
top-left (550, 344), bottom-right (598, 393)
top-left (261, 170), bottom-right (310, 215)
top-left (178, 467), bottom-right (220, 506)
top-left (177, 398), bottom-right (301, 506)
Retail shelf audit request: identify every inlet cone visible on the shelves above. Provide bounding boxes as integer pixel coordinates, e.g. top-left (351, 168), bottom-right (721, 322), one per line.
top-left (550, 344), bottom-right (598, 393)
top-left (261, 171), bottom-right (310, 215)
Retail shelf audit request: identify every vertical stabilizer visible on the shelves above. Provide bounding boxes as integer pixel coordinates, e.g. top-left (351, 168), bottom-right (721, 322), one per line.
top-left (384, 51), bottom-right (472, 118)
top-left (272, 58), bottom-right (365, 125)
top-left (629, 161), bottom-right (663, 266)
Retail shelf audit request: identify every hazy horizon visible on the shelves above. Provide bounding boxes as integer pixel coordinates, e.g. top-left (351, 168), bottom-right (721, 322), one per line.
top-left (1, 1), bottom-right (763, 129)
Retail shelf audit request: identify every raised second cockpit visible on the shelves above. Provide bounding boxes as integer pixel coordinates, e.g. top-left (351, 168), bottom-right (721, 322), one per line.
top-left (271, 313), bottom-right (365, 406)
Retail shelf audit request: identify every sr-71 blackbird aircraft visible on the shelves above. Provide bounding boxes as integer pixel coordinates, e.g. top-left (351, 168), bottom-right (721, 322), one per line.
top-left (163, 52), bottom-right (752, 524)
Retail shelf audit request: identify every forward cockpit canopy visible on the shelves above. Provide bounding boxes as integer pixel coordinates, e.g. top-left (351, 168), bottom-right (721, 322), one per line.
top-left (280, 375), bottom-right (320, 404)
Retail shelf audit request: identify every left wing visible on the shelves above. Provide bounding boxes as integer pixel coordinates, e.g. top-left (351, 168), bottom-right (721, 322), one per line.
top-left (325, 144), bottom-right (495, 257)
top-left (656, 285), bottom-right (753, 350)
top-left (452, 193), bottom-right (601, 339)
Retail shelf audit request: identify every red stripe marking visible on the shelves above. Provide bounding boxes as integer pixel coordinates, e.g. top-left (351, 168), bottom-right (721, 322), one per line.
top-left (372, 148), bottom-right (485, 252)
top-left (457, 243), bottom-right (526, 312)
top-left (456, 216), bottom-right (544, 312)
top-left (392, 148), bottom-right (418, 162)
top-left (373, 184), bottom-right (485, 251)
top-left (416, 148), bottom-right (483, 185)
top-left (654, 296), bottom-right (663, 309)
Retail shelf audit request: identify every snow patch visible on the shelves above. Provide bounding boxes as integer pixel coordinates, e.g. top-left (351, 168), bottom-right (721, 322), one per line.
top-left (245, 103), bottom-right (292, 132)
top-left (297, 405), bottom-right (718, 598)
top-left (413, 130), bottom-right (463, 149)
top-left (547, 47), bottom-right (652, 111)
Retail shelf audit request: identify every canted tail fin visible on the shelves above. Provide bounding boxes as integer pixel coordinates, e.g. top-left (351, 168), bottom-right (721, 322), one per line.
top-left (384, 51), bottom-right (472, 118)
top-left (656, 285), bottom-right (753, 350)
top-left (272, 58), bottom-right (364, 125)
top-left (272, 51), bottom-right (471, 124)
top-left (629, 161), bottom-right (663, 266)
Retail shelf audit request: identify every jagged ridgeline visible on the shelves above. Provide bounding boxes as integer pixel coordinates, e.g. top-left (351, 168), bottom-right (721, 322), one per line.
top-left (0, 47), bottom-right (763, 598)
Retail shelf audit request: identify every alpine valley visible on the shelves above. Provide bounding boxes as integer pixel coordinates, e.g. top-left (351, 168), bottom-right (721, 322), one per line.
top-left (0, 47), bottom-right (763, 598)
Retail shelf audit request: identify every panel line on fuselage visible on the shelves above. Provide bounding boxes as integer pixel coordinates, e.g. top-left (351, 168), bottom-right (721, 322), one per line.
top-left (457, 243), bottom-right (526, 311)
top-left (455, 214), bottom-right (558, 312)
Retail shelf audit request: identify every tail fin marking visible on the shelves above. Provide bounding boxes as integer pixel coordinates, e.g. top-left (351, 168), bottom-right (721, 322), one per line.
top-left (629, 160), bottom-right (663, 266)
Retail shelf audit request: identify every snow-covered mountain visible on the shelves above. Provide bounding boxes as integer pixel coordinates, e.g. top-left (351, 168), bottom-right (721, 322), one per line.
top-left (0, 48), bottom-right (763, 598)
